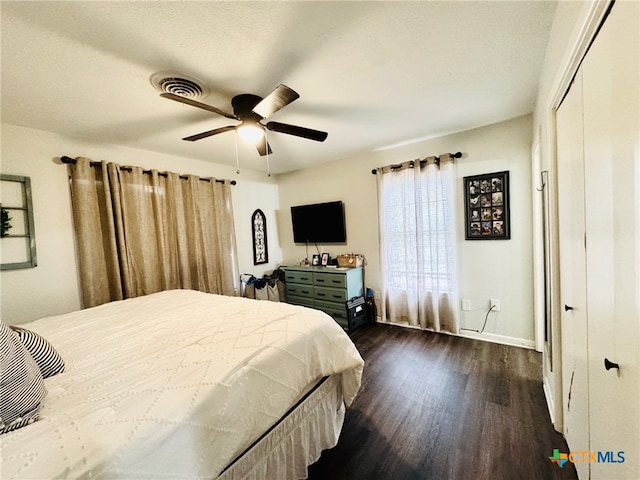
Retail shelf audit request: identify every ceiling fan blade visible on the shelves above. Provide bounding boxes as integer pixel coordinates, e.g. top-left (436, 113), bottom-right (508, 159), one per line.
top-left (266, 121), bottom-right (328, 142)
top-left (183, 125), bottom-right (236, 142)
top-left (256, 136), bottom-right (273, 156)
top-left (161, 93), bottom-right (238, 120)
top-left (252, 84), bottom-right (300, 118)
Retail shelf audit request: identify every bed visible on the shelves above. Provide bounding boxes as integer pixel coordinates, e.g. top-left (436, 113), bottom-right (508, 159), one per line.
top-left (0, 289), bottom-right (364, 479)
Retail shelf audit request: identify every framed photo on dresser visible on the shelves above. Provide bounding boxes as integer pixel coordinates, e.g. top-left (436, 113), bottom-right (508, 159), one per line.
top-left (463, 170), bottom-right (510, 240)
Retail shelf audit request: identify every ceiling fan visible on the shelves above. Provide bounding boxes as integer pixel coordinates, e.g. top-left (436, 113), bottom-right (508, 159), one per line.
top-left (161, 84), bottom-right (328, 156)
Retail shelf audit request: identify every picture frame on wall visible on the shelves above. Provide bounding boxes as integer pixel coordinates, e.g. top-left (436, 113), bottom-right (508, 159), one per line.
top-left (1, 174), bottom-right (37, 270)
top-left (251, 209), bottom-right (268, 265)
top-left (463, 170), bottom-right (510, 240)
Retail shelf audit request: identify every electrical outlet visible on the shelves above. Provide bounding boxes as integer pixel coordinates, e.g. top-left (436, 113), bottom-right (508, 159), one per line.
top-left (490, 299), bottom-right (501, 312)
top-left (462, 299), bottom-right (471, 311)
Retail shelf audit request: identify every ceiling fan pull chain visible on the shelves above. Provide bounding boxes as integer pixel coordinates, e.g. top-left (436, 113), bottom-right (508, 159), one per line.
top-left (266, 130), bottom-right (271, 177)
top-left (235, 130), bottom-right (240, 174)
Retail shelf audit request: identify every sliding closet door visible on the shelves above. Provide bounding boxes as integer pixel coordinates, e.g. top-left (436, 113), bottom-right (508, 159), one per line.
top-left (556, 72), bottom-right (589, 480)
top-left (582, 1), bottom-right (639, 477)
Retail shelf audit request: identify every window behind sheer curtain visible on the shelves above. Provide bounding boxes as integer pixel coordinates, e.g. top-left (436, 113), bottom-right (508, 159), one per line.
top-left (376, 155), bottom-right (458, 333)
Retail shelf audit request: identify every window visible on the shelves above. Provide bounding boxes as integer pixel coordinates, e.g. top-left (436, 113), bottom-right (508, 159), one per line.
top-left (377, 156), bottom-right (458, 332)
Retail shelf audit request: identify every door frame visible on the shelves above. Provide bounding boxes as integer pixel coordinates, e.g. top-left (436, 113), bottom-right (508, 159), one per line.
top-left (536, 0), bottom-right (612, 431)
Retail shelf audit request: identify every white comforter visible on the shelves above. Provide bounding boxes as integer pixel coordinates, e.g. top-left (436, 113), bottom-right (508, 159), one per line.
top-left (0, 290), bottom-right (364, 479)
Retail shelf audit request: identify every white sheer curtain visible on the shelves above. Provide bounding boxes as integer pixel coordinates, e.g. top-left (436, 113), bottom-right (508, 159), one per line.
top-left (376, 154), bottom-right (459, 333)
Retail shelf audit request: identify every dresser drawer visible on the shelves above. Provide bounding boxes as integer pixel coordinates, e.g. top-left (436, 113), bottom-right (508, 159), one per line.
top-left (284, 270), bottom-right (313, 285)
top-left (314, 287), bottom-right (347, 303)
top-left (313, 272), bottom-right (346, 288)
top-left (286, 284), bottom-right (314, 297)
top-left (286, 295), bottom-right (316, 308)
top-left (316, 304), bottom-right (349, 330)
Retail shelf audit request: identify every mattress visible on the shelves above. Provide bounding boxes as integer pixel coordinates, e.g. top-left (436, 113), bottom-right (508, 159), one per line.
top-left (0, 289), bottom-right (364, 479)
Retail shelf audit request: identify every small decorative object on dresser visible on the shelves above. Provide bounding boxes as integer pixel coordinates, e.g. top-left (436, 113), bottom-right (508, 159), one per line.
top-left (283, 265), bottom-right (364, 332)
top-left (336, 254), bottom-right (364, 268)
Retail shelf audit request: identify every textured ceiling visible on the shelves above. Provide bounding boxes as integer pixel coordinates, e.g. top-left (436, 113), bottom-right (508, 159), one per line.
top-left (1, 1), bottom-right (557, 175)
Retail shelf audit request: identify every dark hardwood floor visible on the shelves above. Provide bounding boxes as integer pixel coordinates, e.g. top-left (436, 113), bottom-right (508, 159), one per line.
top-left (308, 323), bottom-right (577, 480)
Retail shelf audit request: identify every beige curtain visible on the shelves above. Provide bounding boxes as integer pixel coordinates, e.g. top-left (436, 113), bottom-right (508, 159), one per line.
top-left (69, 157), bottom-right (239, 308)
top-left (376, 154), bottom-right (459, 333)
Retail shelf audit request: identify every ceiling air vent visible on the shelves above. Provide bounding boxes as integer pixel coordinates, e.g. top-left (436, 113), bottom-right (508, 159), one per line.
top-left (150, 71), bottom-right (209, 99)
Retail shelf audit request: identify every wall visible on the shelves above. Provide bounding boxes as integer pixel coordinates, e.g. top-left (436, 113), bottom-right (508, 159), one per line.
top-left (0, 123), bottom-right (282, 324)
top-left (277, 114), bottom-right (534, 347)
top-left (532, 0), bottom-right (609, 430)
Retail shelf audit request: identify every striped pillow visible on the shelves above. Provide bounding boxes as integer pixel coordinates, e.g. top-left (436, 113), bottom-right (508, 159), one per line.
top-left (11, 327), bottom-right (65, 378)
top-left (1, 322), bottom-right (47, 434)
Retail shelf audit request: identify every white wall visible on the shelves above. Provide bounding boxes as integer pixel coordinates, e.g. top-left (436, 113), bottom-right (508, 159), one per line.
top-left (0, 123), bottom-right (282, 324)
top-left (455, 116), bottom-right (534, 346)
top-left (1, 115), bottom-right (535, 347)
top-left (277, 114), bottom-right (535, 347)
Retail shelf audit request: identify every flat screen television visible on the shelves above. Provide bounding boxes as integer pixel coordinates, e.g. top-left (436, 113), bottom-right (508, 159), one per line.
top-left (291, 201), bottom-right (346, 244)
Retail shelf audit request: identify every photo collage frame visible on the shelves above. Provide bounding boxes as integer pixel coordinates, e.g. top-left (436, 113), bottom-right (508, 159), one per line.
top-left (464, 170), bottom-right (510, 240)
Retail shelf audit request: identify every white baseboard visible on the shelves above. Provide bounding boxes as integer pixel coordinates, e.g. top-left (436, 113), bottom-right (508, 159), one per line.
top-left (376, 320), bottom-right (536, 350)
top-left (542, 375), bottom-right (557, 428)
top-left (457, 329), bottom-right (536, 349)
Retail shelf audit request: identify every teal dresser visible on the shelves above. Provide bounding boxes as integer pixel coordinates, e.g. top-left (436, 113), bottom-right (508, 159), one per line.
top-left (283, 266), bottom-right (364, 330)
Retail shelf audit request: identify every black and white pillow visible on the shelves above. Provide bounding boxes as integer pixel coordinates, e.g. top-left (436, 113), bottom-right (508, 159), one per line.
top-left (1, 322), bottom-right (47, 434)
top-left (11, 327), bottom-right (65, 379)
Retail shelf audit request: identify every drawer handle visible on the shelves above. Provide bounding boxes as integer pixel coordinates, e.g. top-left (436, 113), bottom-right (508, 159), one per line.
top-left (301, 290), bottom-right (310, 295)
top-left (332, 280), bottom-right (341, 284)
top-left (316, 279), bottom-right (326, 283)
top-left (332, 295), bottom-right (342, 300)
top-left (317, 292), bottom-right (326, 297)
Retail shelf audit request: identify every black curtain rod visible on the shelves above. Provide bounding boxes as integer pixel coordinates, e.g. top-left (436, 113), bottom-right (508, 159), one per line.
top-left (371, 151), bottom-right (463, 174)
top-left (60, 156), bottom-right (237, 185)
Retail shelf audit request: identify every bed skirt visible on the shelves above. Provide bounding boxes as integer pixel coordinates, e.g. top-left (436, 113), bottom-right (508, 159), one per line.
top-left (218, 374), bottom-right (345, 480)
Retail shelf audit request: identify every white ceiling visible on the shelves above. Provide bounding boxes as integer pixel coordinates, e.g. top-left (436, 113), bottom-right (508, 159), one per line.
top-left (1, 1), bottom-right (557, 175)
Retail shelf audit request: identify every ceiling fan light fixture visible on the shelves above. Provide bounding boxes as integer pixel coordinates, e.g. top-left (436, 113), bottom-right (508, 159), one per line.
top-left (237, 123), bottom-right (265, 143)
top-left (160, 83), bottom-right (327, 159)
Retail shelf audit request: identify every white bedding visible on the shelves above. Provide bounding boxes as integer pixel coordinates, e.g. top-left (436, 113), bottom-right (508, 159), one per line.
top-left (0, 289), bottom-right (364, 479)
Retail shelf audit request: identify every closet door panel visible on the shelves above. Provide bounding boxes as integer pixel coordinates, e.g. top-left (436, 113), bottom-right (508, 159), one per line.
top-left (582, 1), bottom-right (640, 477)
top-left (556, 72), bottom-right (590, 480)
